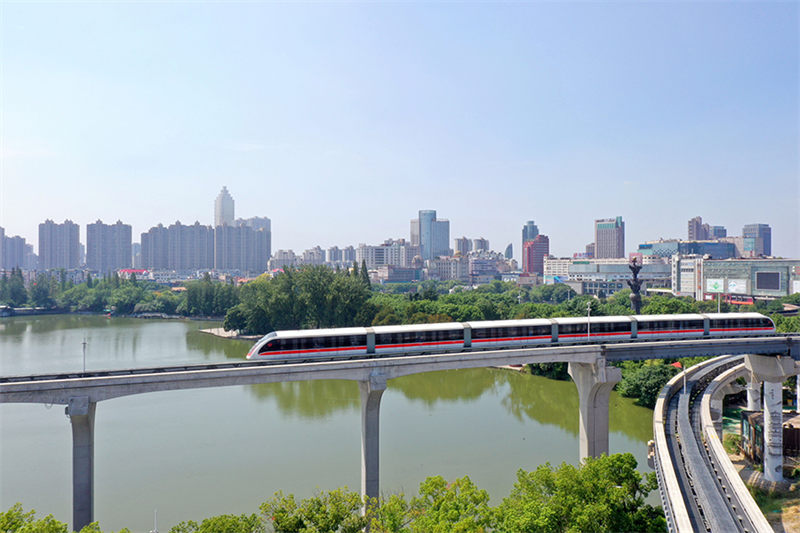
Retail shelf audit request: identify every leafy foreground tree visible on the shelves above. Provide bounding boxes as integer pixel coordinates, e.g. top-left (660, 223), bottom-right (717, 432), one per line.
top-left (3, 455), bottom-right (665, 533)
top-left (0, 502), bottom-right (130, 533)
top-left (496, 454), bottom-right (666, 533)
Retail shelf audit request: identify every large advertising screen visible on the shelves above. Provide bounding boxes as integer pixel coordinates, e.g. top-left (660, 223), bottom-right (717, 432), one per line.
top-left (755, 272), bottom-right (781, 291)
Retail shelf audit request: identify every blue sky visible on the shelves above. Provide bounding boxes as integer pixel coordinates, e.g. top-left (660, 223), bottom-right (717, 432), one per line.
top-left (1, 2), bottom-right (797, 258)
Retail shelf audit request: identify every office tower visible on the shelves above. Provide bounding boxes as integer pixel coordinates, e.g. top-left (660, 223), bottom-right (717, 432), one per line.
top-left (86, 220), bottom-right (132, 274)
top-left (523, 234), bottom-right (549, 275)
top-left (594, 217), bottom-right (625, 259)
top-left (411, 210), bottom-right (450, 260)
top-left (214, 186), bottom-right (235, 227)
top-left (521, 220), bottom-right (540, 271)
top-left (472, 238), bottom-right (489, 253)
top-left (743, 223), bottom-right (772, 256)
top-left (141, 224), bottom-right (170, 269)
top-left (711, 226), bottom-right (727, 239)
top-left (504, 243), bottom-right (513, 260)
top-left (455, 237), bottom-right (472, 255)
top-left (38, 219), bottom-right (80, 269)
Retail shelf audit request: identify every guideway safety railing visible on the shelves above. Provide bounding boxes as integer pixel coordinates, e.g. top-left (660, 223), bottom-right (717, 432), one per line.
top-left (653, 354), bottom-right (773, 533)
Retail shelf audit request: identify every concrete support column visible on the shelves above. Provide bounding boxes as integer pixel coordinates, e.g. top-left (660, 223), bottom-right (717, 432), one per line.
top-left (796, 374), bottom-right (800, 412)
top-left (763, 380), bottom-right (784, 482)
top-left (746, 375), bottom-right (762, 411)
top-left (360, 372), bottom-right (387, 504)
top-left (745, 354), bottom-right (800, 484)
top-left (568, 359), bottom-right (622, 461)
top-left (65, 396), bottom-right (96, 532)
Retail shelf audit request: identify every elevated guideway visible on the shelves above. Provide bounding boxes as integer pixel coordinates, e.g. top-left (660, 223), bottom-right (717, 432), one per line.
top-left (2, 334), bottom-right (797, 531)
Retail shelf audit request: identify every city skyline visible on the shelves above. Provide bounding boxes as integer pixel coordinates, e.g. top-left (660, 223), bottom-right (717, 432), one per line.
top-left (1, 3), bottom-right (797, 258)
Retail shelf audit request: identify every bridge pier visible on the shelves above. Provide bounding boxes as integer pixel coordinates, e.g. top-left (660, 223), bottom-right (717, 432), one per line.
top-left (568, 359), bottom-right (621, 461)
top-left (745, 354), bottom-right (800, 483)
top-left (65, 396), bottom-right (96, 532)
top-left (360, 372), bottom-right (387, 505)
top-left (746, 374), bottom-right (762, 411)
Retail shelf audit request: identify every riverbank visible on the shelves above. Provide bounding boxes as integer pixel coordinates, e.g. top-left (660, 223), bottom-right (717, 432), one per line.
top-left (200, 327), bottom-right (260, 341)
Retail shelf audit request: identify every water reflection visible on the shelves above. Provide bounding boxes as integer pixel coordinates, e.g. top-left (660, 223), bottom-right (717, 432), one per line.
top-left (241, 367), bottom-right (653, 445)
top-left (185, 328), bottom-right (252, 360)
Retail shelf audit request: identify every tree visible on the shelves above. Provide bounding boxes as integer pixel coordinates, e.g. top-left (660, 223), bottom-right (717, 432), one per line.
top-left (260, 488), bottom-right (366, 533)
top-left (496, 454), bottom-right (666, 533)
top-left (29, 272), bottom-right (54, 308)
top-left (409, 475), bottom-right (494, 533)
top-left (617, 362), bottom-right (678, 408)
top-left (170, 514), bottom-right (263, 533)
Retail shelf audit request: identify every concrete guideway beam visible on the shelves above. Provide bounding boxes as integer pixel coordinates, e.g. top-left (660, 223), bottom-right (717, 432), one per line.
top-left (65, 396), bottom-right (96, 532)
top-left (360, 372), bottom-right (387, 504)
top-left (745, 354), bottom-right (800, 483)
top-left (568, 358), bottom-right (622, 461)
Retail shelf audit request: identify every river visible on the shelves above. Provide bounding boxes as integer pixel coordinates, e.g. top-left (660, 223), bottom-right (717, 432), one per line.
top-left (0, 315), bottom-right (655, 531)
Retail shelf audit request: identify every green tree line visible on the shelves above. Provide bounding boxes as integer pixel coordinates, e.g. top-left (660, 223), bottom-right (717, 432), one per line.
top-left (2, 453), bottom-right (665, 533)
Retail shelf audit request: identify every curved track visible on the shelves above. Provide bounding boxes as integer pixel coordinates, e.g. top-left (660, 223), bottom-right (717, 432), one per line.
top-left (656, 355), bottom-right (772, 532)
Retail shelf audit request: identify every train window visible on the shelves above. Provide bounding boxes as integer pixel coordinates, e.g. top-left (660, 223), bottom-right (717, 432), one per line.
top-left (559, 323), bottom-right (588, 335)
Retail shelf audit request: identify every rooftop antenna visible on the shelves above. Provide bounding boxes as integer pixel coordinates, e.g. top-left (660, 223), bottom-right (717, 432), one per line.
top-left (82, 336), bottom-right (87, 373)
top-left (150, 509), bottom-right (158, 533)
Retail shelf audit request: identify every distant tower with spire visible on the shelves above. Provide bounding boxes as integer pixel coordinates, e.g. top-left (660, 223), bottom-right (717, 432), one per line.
top-left (214, 186), bottom-right (234, 227)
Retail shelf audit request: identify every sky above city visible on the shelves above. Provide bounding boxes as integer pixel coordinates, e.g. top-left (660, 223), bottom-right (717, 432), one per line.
top-left (1, 2), bottom-right (798, 259)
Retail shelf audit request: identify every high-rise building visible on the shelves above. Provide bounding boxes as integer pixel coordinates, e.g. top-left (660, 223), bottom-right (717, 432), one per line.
top-left (167, 221), bottom-right (214, 271)
top-left (214, 224), bottom-right (269, 273)
top-left (743, 223), bottom-right (772, 256)
top-left (0, 227), bottom-right (31, 270)
top-left (302, 246), bottom-right (325, 265)
top-left (86, 220), bottom-right (132, 274)
top-left (594, 217), bottom-right (625, 259)
top-left (214, 186), bottom-right (235, 227)
top-left (521, 221), bottom-right (540, 271)
top-left (411, 210), bottom-right (450, 260)
top-left (141, 224), bottom-right (169, 270)
top-left (504, 243), bottom-right (513, 260)
top-left (523, 234), bottom-right (549, 275)
top-left (38, 219), bottom-right (80, 269)
top-left (472, 238), bottom-right (489, 253)
top-left (454, 237), bottom-right (472, 255)
top-left (236, 216), bottom-right (272, 259)
top-left (327, 246), bottom-right (342, 264)
top-left (585, 243), bottom-right (596, 259)
top-left (711, 226), bottom-right (727, 239)
top-left (342, 246), bottom-right (356, 263)
top-left (688, 216), bottom-right (710, 241)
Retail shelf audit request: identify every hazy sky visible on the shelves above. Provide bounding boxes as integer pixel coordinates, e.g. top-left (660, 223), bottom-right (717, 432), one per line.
top-left (1, 2), bottom-right (798, 259)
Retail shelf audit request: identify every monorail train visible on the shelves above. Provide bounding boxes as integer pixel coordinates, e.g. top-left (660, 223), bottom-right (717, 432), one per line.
top-left (245, 312), bottom-right (775, 361)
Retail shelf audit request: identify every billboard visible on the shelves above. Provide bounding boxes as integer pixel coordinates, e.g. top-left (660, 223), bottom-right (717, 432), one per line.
top-left (706, 278), bottom-right (724, 293)
top-left (727, 278), bottom-right (747, 294)
top-left (755, 272), bottom-right (781, 291)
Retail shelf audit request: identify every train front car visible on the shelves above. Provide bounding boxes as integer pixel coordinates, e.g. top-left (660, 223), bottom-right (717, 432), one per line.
top-left (706, 312), bottom-right (775, 336)
top-left (247, 327), bottom-right (369, 360)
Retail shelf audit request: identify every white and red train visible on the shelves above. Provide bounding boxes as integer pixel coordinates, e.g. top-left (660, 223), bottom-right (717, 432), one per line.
top-left (245, 312), bottom-right (775, 360)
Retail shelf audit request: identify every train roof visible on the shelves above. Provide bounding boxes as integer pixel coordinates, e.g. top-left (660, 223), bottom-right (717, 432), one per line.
top-left (274, 327), bottom-right (368, 339)
top-left (372, 322), bottom-right (465, 334)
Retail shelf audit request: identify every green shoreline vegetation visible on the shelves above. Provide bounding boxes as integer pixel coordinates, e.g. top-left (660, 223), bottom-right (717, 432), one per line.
top-left (1, 453), bottom-right (666, 533)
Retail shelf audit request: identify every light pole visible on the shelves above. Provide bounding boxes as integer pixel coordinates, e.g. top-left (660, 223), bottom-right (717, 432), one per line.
top-left (587, 301), bottom-right (592, 339)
